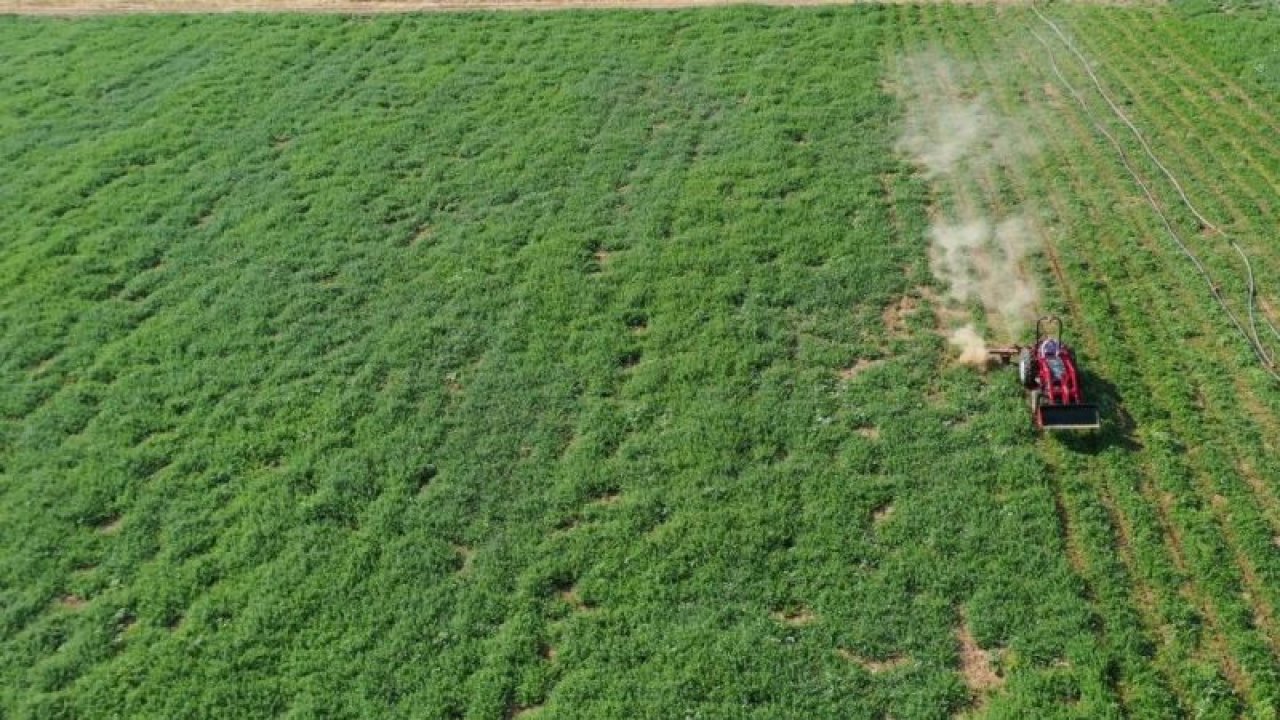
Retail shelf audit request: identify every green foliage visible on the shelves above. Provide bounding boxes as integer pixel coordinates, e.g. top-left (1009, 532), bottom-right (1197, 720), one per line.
top-left (1, 5), bottom-right (1278, 719)
top-left (1171, 0), bottom-right (1280, 90)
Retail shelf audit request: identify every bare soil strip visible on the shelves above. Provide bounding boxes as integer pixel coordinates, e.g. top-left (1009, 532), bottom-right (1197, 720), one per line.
top-left (956, 610), bottom-right (1004, 703)
top-left (837, 648), bottom-right (911, 673)
top-left (0, 0), bottom-right (952, 15)
top-left (3, 0), bottom-right (1153, 15)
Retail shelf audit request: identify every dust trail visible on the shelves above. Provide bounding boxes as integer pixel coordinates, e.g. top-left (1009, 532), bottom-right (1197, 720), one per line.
top-left (892, 51), bottom-right (1043, 364)
top-left (949, 324), bottom-right (995, 369)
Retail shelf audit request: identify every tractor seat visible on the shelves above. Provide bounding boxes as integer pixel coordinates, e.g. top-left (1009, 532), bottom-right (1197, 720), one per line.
top-left (1040, 341), bottom-right (1066, 382)
top-left (1045, 355), bottom-right (1067, 382)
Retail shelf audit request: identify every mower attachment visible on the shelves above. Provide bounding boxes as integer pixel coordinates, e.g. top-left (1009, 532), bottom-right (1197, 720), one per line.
top-left (986, 346), bottom-right (1021, 364)
top-left (1037, 403), bottom-right (1101, 431)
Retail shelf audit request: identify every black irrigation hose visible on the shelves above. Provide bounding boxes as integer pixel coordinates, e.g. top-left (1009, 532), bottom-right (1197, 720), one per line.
top-left (1031, 6), bottom-right (1280, 380)
top-left (1034, 5), bottom-right (1280, 369)
top-left (1029, 6), bottom-right (1276, 361)
top-left (1030, 28), bottom-right (1247, 355)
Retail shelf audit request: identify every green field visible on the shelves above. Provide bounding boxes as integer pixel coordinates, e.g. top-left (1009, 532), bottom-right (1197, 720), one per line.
top-left (4, 4), bottom-right (1280, 718)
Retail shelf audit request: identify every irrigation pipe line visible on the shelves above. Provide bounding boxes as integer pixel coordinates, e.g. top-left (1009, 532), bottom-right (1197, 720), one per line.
top-left (1030, 5), bottom-right (1280, 363)
top-left (1031, 5), bottom-right (1279, 368)
top-left (1030, 6), bottom-right (1280, 379)
top-left (1028, 27), bottom-right (1280, 381)
top-left (1232, 240), bottom-right (1270, 363)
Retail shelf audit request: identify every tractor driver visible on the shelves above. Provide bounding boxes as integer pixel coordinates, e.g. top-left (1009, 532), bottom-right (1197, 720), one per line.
top-left (1040, 339), bottom-right (1067, 382)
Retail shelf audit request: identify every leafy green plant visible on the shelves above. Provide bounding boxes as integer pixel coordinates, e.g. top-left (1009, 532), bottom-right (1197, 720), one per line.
top-left (1, 6), bottom-right (1278, 719)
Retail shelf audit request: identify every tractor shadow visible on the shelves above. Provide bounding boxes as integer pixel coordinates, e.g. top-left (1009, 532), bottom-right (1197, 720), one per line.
top-left (1055, 368), bottom-right (1140, 454)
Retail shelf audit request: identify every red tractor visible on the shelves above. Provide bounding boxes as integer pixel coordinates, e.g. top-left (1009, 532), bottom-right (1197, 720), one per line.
top-left (989, 316), bottom-right (1101, 431)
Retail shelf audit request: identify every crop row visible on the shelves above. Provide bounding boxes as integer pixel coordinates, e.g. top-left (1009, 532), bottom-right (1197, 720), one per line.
top-left (1024, 7), bottom-right (1280, 716)
top-left (898, 4), bottom-right (1280, 716)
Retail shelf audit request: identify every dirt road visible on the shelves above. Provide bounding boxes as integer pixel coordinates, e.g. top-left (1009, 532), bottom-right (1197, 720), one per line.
top-left (4, 0), bottom-right (1108, 16)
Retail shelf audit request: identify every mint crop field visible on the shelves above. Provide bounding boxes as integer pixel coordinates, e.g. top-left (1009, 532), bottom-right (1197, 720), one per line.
top-left (4, 4), bottom-right (1280, 718)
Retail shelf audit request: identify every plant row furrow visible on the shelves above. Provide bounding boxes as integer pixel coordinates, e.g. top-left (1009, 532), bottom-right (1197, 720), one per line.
top-left (1089, 17), bottom-right (1280, 221)
top-left (1100, 13), bottom-right (1280, 200)
top-left (974, 14), bottom-right (1244, 715)
top-left (1061, 6), bottom-right (1280, 518)
top-left (922, 6), bottom-right (1170, 714)
top-left (1109, 7), bottom-right (1280, 143)
top-left (1022, 16), bottom-right (1280, 710)
top-left (1069, 13), bottom-right (1280, 344)
top-left (1065, 9), bottom-right (1280, 458)
top-left (976, 33), bottom-right (1218, 720)
top-left (1036, 9), bottom-right (1280, 394)
top-left (1035, 8), bottom-right (1280, 669)
top-left (1033, 87), bottom-right (1256, 714)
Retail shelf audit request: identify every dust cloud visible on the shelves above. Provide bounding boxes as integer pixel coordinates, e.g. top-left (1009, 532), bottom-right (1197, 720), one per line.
top-left (949, 324), bottom-right (995, 369)
top-left (892, 52), bottom-right (1043, 364)
top-left (929, 216), bottom-right (1039, 339)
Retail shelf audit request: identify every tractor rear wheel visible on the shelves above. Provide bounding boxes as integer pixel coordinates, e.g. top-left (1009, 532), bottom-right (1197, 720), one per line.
top-left (1018, 348), bottom-right (1036, 389)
